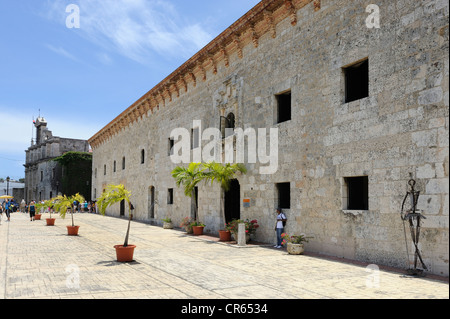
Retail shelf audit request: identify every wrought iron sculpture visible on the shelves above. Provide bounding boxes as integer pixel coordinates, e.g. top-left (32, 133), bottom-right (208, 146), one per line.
top-left (401, 178), bottom-right (427, 275)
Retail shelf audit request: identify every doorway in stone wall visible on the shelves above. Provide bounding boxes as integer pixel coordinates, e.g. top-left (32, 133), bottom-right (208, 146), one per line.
top-left (225, 179), bottom-right (240, 223)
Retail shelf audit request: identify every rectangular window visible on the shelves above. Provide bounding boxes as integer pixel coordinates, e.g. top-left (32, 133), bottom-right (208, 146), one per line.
top-left (141, 149), bottom-right (145, 164)
top-left (276, 90), bottom-right (291, 124)
top-left (344, 59), bottom-right (369, 103)
top-left (168, 137), bottom-right (175, 156)
top-left (167, 188), bottom-right (174, 205)
top-left (276, 182), bottom-right (290, 209)
top-left (191, 127), bottom-right (199, 149)
top-left (104, 165), bottom-right (106, 176)
top-left (40, 170), bottom-right (43, 182)
top-left (344, 176), bottom-right (369, 210)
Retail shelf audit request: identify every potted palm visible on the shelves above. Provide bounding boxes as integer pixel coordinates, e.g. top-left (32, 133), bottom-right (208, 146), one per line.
top-left (171, 163), bottom-right (207, 222)
top-left (281, 233), bottom-right (313, 255)
top-left (53, 193), bottom-right (85, 235)
top-left (203, 162), bottom-right (247, 236)
top-left (190, 220), bottom-right (206, 235)
top-left (97, 184), bottom-right (136, 262)
top-left (36, 199), bottom-right (56, 226)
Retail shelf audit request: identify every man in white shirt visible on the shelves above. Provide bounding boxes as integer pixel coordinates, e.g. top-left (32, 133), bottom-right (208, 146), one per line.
top-left (274, 207), bottom-right (287, 248)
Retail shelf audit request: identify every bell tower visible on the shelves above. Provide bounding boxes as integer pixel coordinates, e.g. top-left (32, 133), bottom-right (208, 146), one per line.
top-left (34, 117), bottom-right (47, 145)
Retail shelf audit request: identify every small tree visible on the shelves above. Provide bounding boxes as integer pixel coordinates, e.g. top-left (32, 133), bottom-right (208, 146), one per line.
top-left (97, 184), bottom-right (134, 247)
top-left (53, 193), bottom-right (85, 227)
top-left (35, 199), bottom-right (53, 216)
top-left (171, 163), bottom-right (206, 220)
top-left (203, 162), bottom-right (247, 226)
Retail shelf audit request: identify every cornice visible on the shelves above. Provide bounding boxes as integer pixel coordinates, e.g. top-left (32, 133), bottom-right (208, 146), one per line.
top-left (89, 0), bottom-right (316, 149)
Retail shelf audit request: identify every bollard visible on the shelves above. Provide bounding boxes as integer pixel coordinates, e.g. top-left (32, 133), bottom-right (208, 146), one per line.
top-left (238, 223), bottom-right (246, 246)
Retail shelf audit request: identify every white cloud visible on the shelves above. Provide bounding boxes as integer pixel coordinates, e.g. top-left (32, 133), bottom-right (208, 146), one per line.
top-left (0, 109), bottom-right (98, 153)
top-left (44, 0), bottom-right (213, 65)
top-left (45, 44), bottom-right (81, 62)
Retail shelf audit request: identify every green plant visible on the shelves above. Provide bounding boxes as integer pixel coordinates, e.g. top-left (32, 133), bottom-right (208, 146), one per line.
top-left (203, 162), bottom-right (247, 227)
top-left (180, 216), bottom-right (194, 232)
top-left (35, 200), bottom-right (52, 215)
top-left (97, 184), bottom-right (134, 247)
top-left (190, 220), bottom-right (205, 227)
top-left (171, 163), bottom-right (207, 220)
top-left (53, 193), bottom-right (85, 227)
top-left (281, 233), bottom-right (313, 245)
top-left (53, 151), bottom-right (92, 201)
top-left (162, 217), bottom-right (172, 223)
top-left (225, 219), bottom-right (259, 236)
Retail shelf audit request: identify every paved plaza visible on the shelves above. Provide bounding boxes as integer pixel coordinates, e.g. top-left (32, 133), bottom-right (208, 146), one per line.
top-left (0, 212), bottom-right (448, 301)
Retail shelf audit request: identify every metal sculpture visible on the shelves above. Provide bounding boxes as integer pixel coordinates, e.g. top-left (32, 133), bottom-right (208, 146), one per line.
top-left (401, 178), bottom-right (427, 275)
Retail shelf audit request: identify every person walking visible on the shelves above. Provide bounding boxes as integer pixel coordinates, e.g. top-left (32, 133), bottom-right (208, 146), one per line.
top-left (29, 200), bottom-right (36, 221)
top-left (274, 207), bottom-right (287, 248)
top-left (20, 199), bottom-right (26, 213)
top-left (0, 203), bottom-right (3, 225)
top-left (4, 199), bottom-right (11, 222)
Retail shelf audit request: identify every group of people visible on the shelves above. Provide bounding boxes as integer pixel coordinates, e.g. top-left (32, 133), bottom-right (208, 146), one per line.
top-left (3, 199), bottom-right (288, 248)
top-left (1, 198), bottom-right (99, 223)
top-left (72, 200), bottom-right (98, 214)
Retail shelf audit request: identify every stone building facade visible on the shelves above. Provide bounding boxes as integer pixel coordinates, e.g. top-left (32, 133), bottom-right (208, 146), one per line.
top-left (89, 0), bottom-right (449, 276)
top-left (24, 117), bottom-right (90, 202)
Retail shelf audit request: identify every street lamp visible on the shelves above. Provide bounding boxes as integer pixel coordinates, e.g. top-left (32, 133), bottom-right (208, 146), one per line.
top-left (6, 176), bottom-right (10, 196)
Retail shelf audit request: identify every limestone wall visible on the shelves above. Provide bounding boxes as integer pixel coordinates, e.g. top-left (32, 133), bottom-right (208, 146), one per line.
top-left (91, 0), bottom-right (449, 276)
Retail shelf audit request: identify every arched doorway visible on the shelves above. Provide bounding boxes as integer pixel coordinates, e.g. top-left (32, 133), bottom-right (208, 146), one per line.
top-left (225, 179), bottom-right (240, 223)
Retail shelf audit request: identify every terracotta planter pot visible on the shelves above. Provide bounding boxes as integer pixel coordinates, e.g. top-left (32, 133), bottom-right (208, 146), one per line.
top-left (192, 226), bottom-right (204, 235)
top-left (287, 242), bottom-right (304, 255)
top-left (34, 214), bottom-right (41, 220)
top-left (67, 225), bottom-right (80, 236)
top-left (114, 244), bottom-right (136, 262)
top-left (46, 218), bottom-right (55, 226)
top-left (219, 230), bottom-right (231, 241)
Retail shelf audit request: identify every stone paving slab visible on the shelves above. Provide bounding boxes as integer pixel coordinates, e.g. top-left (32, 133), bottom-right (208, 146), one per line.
top-left (0, 212), bottom-right (448, 302)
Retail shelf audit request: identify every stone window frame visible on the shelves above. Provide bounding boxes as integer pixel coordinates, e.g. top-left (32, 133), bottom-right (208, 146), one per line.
top-left (275, 182), bottom-right (291, 210)
top-left (341, 176), bottom-right (369, 215)
top-left (167, 188), bottom-right (174, 205)
top-left (168, 137), bottom-right (175, 156)
top-left (342, 58), bottom-right (369, 104)
top-left (122, 157), bottom-right (126, 170)
top-left (191, 127), bottom-right (200, 150)
top-left (275, 89), bottom-right (292, 124)
top-left (141, 149), bottom-right (145, 164)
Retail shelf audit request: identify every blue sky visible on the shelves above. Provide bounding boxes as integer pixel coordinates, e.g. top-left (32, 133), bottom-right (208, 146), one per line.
top-left (0, 0), bottom-right (261, 180)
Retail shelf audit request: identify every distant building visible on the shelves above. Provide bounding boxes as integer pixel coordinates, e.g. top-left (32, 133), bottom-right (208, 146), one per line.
top-left (0, 179), bottom-right (25, 201)
top-left (24, 117), bottom-right (90, 202)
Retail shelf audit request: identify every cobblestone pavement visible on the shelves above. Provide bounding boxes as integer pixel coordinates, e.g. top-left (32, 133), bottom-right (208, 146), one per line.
top-left (0, 212), bottom-right (448, 301)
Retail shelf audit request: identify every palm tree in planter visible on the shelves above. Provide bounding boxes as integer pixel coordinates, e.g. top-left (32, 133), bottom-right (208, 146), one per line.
top-left (53, 193), bottom-right (85, 235)
top-left (203, 162), bottom-right (247, 241)
top-left (171, 163), bottom-right (207, 228)
top-left (36, 199), bottom-right (56, 226)
top-left (97, 184), bottom-right (136, 262)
